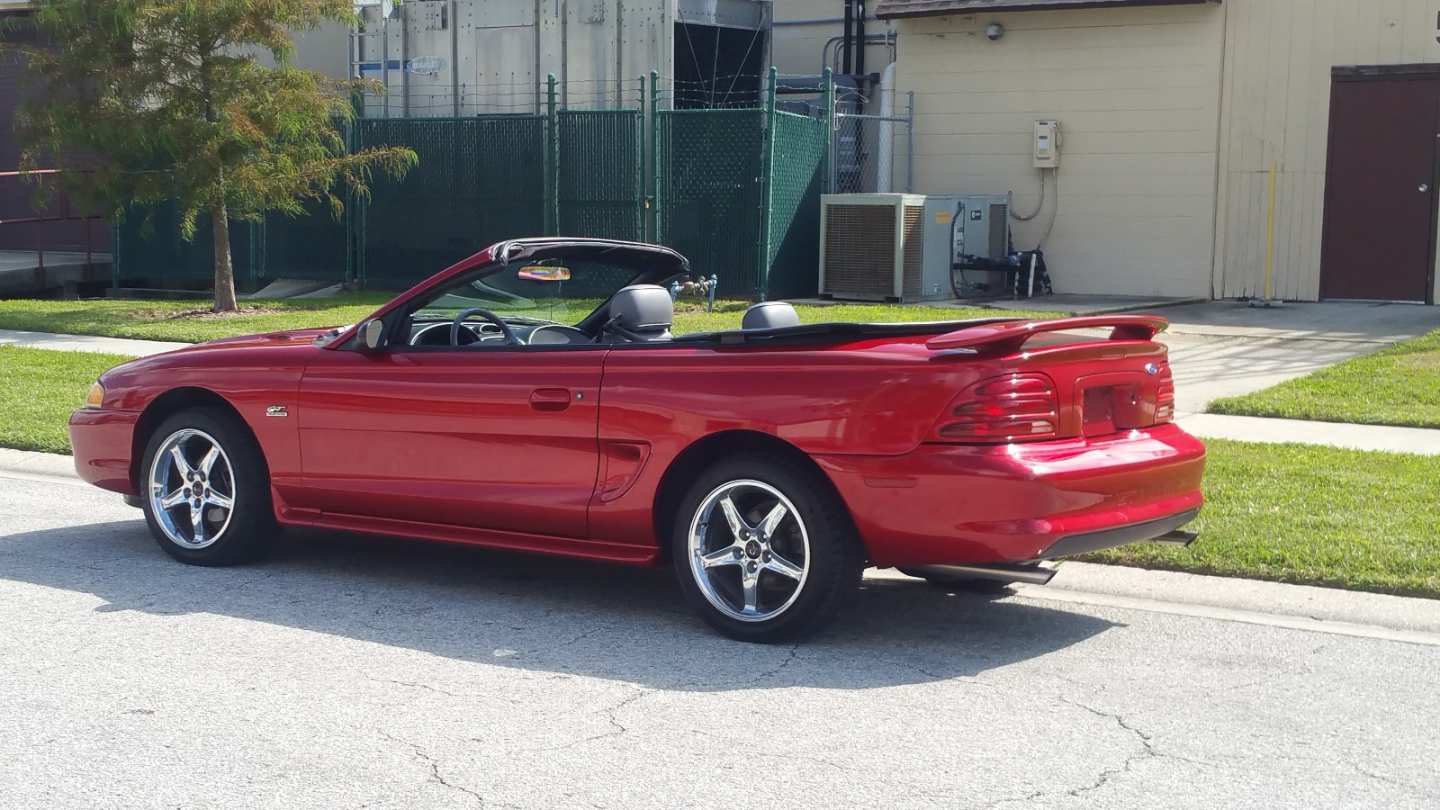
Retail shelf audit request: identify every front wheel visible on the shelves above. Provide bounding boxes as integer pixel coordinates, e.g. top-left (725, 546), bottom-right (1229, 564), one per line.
top-left (140, 408), bottom-right (275, 566)
top-left (672, 456), bottom-right (863, 642)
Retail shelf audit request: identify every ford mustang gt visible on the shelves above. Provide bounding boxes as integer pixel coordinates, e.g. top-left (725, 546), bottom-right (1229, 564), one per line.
top-left (70, 238), bottom-right (1205, 641)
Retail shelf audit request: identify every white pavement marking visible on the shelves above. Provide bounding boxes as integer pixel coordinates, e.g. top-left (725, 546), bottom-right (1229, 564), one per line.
top-left (0, 328), bottom-right (188, 356)
top-left (1178, 412), bottom-right (1440, 455)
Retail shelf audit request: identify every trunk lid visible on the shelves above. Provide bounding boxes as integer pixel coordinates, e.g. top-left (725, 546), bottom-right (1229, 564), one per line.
top-left (927, 316), bottom-right (1174, 442)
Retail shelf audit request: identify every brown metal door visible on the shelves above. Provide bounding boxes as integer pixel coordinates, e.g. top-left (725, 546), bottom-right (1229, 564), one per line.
top-left (1320, 73), bottom-right (1440, 303)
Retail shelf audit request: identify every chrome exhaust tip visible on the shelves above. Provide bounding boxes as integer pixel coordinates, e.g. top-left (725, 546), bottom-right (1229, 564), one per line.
top-left (906, 562), bottom-right (1057, 586)
top-left (1151, 529), bottom-right (1199, 547)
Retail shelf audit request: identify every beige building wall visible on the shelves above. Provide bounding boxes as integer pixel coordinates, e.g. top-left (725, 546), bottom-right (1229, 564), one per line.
top-left (771, 0), bottom-right (896, 77)
top-left (1213, 0), bottom-right (1440, 302)
top-left (892, 5), bottom-right (1226, 298)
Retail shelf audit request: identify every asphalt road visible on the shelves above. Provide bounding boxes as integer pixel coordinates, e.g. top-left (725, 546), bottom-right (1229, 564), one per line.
top-left (3, 473), bottom-right (1438, 810)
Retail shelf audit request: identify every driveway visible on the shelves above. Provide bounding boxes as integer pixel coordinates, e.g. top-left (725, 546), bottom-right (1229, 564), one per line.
top-left (1154, 301), bottom-right (1440, 414)
top-left (2, 471), bottom-right (1438, 809)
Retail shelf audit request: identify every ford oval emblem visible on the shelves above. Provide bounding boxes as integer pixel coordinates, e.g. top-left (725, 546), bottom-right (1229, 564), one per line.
top-left (1144, 363), bottom-right (1160, 376)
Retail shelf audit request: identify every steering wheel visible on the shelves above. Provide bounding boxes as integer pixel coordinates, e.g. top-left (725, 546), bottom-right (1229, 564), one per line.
top-left (450, 307), bottom-right (520, 346)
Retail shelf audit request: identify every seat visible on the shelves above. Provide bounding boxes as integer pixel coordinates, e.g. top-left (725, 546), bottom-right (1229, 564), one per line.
top-left (741, 301), bottom-right (800, 330)
top-left (605, 284), bottom-right (673, 342)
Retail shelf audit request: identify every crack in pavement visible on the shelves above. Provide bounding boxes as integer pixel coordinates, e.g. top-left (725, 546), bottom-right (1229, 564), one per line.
top-left (369, 676), bottom-right (464, 699)
top-left (378, 729), bottom-right (485, 807)
top-left (751, 643), bottom-right (801, 683)
top-left (515, 686), bottom-right (653, 754)
top-left (977, 698), bottom-right (1211, 809)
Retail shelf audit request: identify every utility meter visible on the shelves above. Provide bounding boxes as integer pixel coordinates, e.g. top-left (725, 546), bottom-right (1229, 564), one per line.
top-left (1033, 119), bottom-right (1061, 169)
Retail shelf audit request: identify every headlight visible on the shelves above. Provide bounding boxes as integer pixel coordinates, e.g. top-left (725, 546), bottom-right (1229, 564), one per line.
top-left (84, 382), bottom-right (106, 409)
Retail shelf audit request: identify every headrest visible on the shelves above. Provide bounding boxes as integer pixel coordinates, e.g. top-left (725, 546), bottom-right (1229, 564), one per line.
top-left (741, 301), bottom-right (801, 330)
top-left (609, 284), bottom-right (674, 332)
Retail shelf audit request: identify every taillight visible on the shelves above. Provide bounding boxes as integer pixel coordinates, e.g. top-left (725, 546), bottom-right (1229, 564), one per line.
top-left (933, 373), bottom-right (1059, 443)
top-left (1155, 362), bottom-right (1175, 424)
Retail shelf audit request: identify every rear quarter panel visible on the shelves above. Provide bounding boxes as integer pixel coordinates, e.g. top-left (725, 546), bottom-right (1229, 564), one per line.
top-left (594, 335), bottom-right (1178, 554)
top-left (591, 339), bottom-right (985, 549)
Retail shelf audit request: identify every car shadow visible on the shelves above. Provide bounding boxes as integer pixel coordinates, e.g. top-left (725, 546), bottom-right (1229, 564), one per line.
top-left (0, 519), bottom-right (1119, 691)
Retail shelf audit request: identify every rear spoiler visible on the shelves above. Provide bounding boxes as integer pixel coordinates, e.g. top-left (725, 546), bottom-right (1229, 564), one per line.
top-left (926, 315), bottom-right (1168, 354)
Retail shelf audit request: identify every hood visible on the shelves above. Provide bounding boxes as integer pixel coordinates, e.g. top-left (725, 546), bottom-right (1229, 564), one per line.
top-left (191, 326), bottom-right (341, 350)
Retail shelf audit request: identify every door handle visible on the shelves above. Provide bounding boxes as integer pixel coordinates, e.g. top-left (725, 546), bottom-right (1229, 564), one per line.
top-left (530, 388), bottom-right (573, 412)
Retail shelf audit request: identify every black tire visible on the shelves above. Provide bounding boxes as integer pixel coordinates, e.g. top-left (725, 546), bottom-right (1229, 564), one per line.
top-left (899, 567), bottom-right (1016, 594)
top-left (138, 407), bottom-right (276, 566)
top-left (671, 454), bottom-right (864, 642)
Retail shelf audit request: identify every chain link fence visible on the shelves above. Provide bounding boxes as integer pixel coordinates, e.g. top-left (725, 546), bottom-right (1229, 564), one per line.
top-left (831, 92), bottom-right (914, 194)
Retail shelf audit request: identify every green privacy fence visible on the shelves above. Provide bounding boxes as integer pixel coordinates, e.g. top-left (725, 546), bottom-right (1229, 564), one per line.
top-left (115, 68), bottom-right (832, 299)
top-left (654, 68), bottom-right (832, 298)
top-left (112, 203), bottom-right (259, 291)
top-left (357, 115), bottom-right (547, 287)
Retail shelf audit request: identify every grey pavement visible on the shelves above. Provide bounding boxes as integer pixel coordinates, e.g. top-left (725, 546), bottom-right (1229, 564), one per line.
top-left (0, 327), bottom-right (188, 356)
top-left (3, 456), bottom-right (1439, 809)
top-left (1157, 300), bottom-right (1440, 415)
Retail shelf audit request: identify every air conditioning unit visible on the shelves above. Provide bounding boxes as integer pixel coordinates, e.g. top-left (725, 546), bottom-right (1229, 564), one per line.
top-left (819, 193), bottom-right (1010, 302)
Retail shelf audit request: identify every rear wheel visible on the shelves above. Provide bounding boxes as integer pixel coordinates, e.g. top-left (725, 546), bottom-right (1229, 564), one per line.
top-left (140, 408), bottom-right (275, 566)
top-left (672, 455), bottom-right (863, 642)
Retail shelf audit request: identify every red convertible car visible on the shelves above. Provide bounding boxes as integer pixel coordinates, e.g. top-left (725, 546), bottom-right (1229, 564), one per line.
top-left (70, 238), bottom-right (1205, 641)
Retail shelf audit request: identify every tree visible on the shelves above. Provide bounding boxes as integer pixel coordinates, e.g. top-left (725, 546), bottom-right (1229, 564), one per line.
top-left (15, 0), bottom-right (416, 311)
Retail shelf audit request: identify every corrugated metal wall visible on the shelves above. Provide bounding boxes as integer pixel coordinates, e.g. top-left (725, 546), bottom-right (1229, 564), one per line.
top-left (356, 0), bottom-right (673, 117)
top-left (1213, 0), bottom-right (1440, 302)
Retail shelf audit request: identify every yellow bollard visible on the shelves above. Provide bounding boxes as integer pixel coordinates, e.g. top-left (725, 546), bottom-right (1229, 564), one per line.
top-left (1262, 161), bottom-right (1277, 303)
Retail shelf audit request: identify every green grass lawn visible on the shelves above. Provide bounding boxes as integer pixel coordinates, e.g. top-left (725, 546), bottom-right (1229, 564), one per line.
top-left (0, 346), bottom-right (136, 454)
top-left (1208, 327), bottom-right (1440, 429)
top-left (1083, 439), bottom-right (1440, 598)
top-left (0, 295), bottom-right (1052, 344)
top-left (0, 294), bottom-right (394, 344)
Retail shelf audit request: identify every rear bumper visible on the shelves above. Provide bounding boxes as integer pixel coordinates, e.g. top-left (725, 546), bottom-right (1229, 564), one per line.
top-left (814, 423), bottom-right (1206, 567)
top-left (68, 408), bottom-right (139, 496)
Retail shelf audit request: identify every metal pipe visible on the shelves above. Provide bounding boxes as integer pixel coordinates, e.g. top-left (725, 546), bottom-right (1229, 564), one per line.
top-left (906, 564), bottom-right (1057, 586)
top-left (876, 61), bottom-right (894, 193)
top-left (823, 32), bottom-right (895, 79)
top-left (399, 2), bottom-right (408, 118)
top-left (450, 0), bottom-right (460, 117)
top-left (841, 0), bottom-right (853, 75)
top-left (906, 90), bottom-right (914, 193)
top-left (381, 11), bottom-right (390, 118)
top-left (855, 0), bottom-right (866, 77)
top-left (616, 0), bottom-right (624, 108)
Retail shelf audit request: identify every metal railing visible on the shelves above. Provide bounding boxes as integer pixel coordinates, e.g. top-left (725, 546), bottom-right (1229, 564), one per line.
top-left (830, 93), bottom-right (914, 194)
top-left (0, 169), bottom-right (108, 293)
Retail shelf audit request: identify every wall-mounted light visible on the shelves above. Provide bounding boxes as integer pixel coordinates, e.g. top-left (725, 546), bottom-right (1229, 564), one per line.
top-left (985, 22), bottom-right (1005, 41)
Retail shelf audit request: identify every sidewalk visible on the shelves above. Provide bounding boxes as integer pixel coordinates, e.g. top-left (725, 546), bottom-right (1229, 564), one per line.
top-left (1177, 413), bottom-right (1440, 456)
top-left (0, 328), bottom-right (189, 356)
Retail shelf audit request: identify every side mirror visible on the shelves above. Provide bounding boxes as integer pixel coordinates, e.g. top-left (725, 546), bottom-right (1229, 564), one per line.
top-left (360, 319), bottom-right (386, 351)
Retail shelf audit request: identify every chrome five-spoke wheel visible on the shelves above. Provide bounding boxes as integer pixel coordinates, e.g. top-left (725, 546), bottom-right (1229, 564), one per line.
top-left (147, 428), bottom-right (236, 549)
top-left (687, 479), bottom-right (811, 623)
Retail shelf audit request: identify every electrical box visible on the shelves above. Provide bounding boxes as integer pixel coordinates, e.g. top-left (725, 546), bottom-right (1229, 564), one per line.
top-left (819, 193), bottom-right (1010, 302)
top-left (1033, 119), bottom-right (1061, 169)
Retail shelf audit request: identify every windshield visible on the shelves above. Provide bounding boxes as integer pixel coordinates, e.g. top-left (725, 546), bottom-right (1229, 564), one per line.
top-left (413, 257), bottom-right (644, 327)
